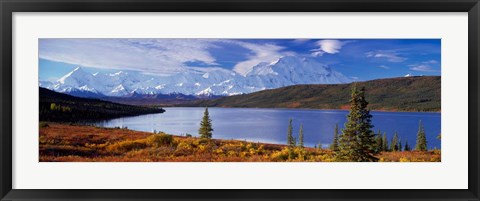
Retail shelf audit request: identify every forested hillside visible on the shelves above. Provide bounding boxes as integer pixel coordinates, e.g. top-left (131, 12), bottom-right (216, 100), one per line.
top-left (40, 87), bottom-right (165, 122)
top-left (186, 76), bottom-right (441, 112)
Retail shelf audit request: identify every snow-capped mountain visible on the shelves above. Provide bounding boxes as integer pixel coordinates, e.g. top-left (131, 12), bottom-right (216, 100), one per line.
top-left (40, 56), bottom-right (352, 97)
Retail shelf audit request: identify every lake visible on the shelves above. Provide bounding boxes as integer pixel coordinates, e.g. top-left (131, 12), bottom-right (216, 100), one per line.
top-left (94, 107), bottom-right (441, 149)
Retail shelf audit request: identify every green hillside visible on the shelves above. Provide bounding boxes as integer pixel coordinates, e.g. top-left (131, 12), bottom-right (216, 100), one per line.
top-left (186, 76), bottom-right (441, 112)
top-left (40, 87), bottom-right (165, 122)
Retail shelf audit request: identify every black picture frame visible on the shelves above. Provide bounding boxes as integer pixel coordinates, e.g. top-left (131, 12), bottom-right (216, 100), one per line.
top-left (1, 0), bottom-right (479, 200)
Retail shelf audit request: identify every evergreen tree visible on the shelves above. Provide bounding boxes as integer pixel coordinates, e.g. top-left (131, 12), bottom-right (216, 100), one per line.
top-left (404, 140), bottom-right (411, 151)
top-left (398, 139), bottom-right (403, 152)
top-left (298, 123), bottom-right (304, 148)
top-left (391, 132), bottom-right (399, 152)
top-left (415, 120), bottom-right (428, 151)
top-left (375, 129), bottom-right (383, 153)
top-left (198, 107), bottom-right (213, 139)
top-left (330, 124), bottom-right (339, 151)
top-left (287, 118), bottom-right (296, 147)
top-left (337, 84), bottom-right (378, 162)
top-left (382, 132), bottom-right (389, 152)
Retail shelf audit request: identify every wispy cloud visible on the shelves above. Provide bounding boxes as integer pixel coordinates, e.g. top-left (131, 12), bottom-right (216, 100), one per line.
top-left (229, 41), bottom-right (291, 75)
top-left (39, 39), bottom-right (222, 75)
top-left (408, 64), bottom-right (437, 72)
top-left (366, 49), bottom-right (407, 62)
top-left (378, 65), bottom-right (390, 69)
top-left (422, 60), bottom-right (438, 64)
top-left (310, 40), bottom-right (351, 57)
top-left (39, 39), bottom-right (291, 76)
top-left (408, 60), bottom-right (440, 72)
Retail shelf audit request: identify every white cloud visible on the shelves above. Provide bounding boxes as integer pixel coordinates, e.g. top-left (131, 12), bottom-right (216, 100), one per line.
top-left (40, 39), bottom-right (291, 76)
top-left (229, 41), bottom-right (290, 75)
top-left (409, 64), bottom-right (437, 72)
top-left (408, 60), bottom-right (440, 72)
top-left (366, 50), bottom-right (407, 62)
top-left (422, 60), bottom-right (438, 64)
top-left (310, 40), bottom-right (350, 57)
top-left (39, 39), bottom-right (223, 75)
top-left (378, 65), bottom-right (391, 69)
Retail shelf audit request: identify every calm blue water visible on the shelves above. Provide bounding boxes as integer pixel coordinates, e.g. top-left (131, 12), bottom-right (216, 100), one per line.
top-left (94, 107), bottom-right (441, 149)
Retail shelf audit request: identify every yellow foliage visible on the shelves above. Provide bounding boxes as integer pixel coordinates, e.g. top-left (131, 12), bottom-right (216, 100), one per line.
top-left (106, 140), bottom-right (147, 153)
top-left (40, 123), bottom-right (442, 162)
top-left (399, 157), bottom-right (410, 162)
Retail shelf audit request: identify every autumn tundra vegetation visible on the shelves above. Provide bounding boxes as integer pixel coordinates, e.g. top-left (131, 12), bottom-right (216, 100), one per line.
top-left (39, 84), bottom-right (440, 162)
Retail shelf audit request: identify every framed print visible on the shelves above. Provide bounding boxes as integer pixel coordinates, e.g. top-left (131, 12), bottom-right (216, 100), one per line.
top-left (1, 0), bottom-right (479, 201)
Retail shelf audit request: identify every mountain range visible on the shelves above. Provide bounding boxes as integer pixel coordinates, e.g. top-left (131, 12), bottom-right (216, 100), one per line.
top-left (39, 56), bottom-right (352, 97)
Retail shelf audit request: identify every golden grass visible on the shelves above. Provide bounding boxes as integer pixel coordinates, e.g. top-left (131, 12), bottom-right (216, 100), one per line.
top-left (39, 123), bottom-right (440, 162)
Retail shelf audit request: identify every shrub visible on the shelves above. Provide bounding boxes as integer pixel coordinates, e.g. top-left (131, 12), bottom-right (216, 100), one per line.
top-left (106, 140), bottom-right (147, 153)
top-left (198, 138), bottom-right (210, 145)
top-left (270, 148), bottom-right (289, 161)
top-left (39, 122), bottom-right (49, 128)
top-left (399, 157), bottom-right (410, 162)
top-left (146, 134), bottom-right (174, 147)
top-left (174, 142), bottom-right (195, 156)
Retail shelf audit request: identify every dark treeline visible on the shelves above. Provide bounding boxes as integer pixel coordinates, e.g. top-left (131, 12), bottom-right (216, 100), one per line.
top-left (40, 87), bottom-right (165, 122)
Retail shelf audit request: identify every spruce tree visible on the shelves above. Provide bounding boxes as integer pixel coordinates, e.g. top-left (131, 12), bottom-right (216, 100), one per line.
top-left (404, 140), bottom-right (411, 151)
top-left (330, 124), bottom-right (339, 151)
top-left (337, 84), bottom-right (377, 162)
top-left (391, 132), bottom-right (399, 152)
top-left (287, 118), bottom-right (296, 147)
top-left (298, 123), bottom-right (304, 148)
top-left (398, 139), bottom-right (403, 152)
top-left (375, 129), bottom-right (383, 153)
top-left (198, 107), bottom-right (213, 139)
top-left (415, 120), bottom-right (428, 151)
top-left (382, 132), bottom-right (389, 152)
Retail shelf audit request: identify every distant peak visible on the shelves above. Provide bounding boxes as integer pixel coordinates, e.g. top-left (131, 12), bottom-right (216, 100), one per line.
top-left (276, 55), bottom-right (317, 64)
top-left (73, 67), bottom-right (83, 71)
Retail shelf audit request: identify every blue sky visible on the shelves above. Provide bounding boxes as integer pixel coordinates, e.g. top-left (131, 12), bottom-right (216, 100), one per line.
top-left (39, 39), bottom-right (441, 82)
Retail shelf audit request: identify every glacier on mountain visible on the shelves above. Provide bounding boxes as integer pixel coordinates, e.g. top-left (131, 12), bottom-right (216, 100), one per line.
top-left (40, 56), bottom-right (352, 97)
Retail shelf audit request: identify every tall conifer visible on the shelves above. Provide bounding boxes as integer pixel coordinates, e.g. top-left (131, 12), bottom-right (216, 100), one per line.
top-left (337, 84), bottom-right (377, 162)
top-left (391, 132), bottom-right (399, 152)
top-left (287, 118), bottom-right (296, 147)
top-left (404, 139), bottom-right (411, 151)
top-left (298, 124), bottom-right (304, 148)
top-left (198, 107), bottom-right (213, 139)
top-left (382, 133), bottom-right (389, 151)
top-left (330, 124), bottom-right (339, 151)
top-left (415, 120), bottom-right (428, 151)
top-left (375, 129), bottom-right (383, 153)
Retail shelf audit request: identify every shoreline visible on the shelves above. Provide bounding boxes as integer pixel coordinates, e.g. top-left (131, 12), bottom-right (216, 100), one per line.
top-left (162, 106), bottom-right (441, 113)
